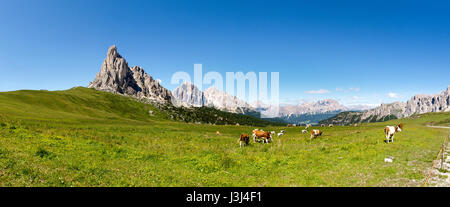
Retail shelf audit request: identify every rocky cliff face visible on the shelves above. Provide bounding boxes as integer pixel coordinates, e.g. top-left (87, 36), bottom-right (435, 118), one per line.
top-left (321, 86), bottom-right (450, 125)
top-left (405, 86), bottom-right (450, 116)
top-left (172, 83), bottom-right (253, 114)
top-left (360, 101), bottom-right (407, 120)
top-left (203, 86), bottom-right (251, 114)
top-left (89, 45), bottom-right (173, 103)
top-left (172, 82), bottom-right (205, 107)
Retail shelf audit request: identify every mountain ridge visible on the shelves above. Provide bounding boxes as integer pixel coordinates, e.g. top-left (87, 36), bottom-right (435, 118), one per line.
top-left (320, 86), bottom-right (450, 125)
top-left (88, 45), bottom-right (173, 103)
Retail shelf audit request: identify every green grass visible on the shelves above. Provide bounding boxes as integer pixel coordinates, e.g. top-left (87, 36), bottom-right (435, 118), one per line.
top-left (0, 87), bottom-right (449, 186)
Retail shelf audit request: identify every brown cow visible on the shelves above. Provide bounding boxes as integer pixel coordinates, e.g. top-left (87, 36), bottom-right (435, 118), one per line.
top-left (310, 129), bottom-right (323, 140)
top-left (252, 129), bottom-right (272, 143)
top-left (239, 134), bottom-right (250, 147)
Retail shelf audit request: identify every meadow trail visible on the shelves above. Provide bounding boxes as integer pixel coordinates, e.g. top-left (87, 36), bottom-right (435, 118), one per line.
top-left (425, 126), bottom-right (450, 187)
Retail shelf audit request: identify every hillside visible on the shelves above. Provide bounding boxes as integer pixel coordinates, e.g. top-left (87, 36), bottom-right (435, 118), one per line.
top-left (0, 87), bottom-right (283, 127)
top-left (0, 87), bottom-right (449, 186)
top-left (319, 111), bottom-right (398, 126)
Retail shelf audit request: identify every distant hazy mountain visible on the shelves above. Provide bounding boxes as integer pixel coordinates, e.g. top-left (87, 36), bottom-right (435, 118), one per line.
top-left (173, 82), bottom-right (379, 124)
top-left (279, 99), bottom-right (347, 115)
top-left (172, 82), bottom-right (252, 114)
top-left (172, 82), bottom-right (205, 107)
top-left (203, 86), bottom-right (252, 114)
top-left (275, 99), bottom-right (348, 124)
top-left (320, 86), bottom-right (450, 125)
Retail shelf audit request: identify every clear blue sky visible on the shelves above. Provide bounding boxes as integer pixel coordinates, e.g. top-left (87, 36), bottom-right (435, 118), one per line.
top-left (1, 0), bottom-right (449, 106)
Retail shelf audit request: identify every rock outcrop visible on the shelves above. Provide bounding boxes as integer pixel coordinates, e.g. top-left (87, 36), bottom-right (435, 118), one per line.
top-left (321, 86), bottom-right (450, 125)
top-left (203, 86), bottom-right (252, 114)
top-left (172, 82), bottom-right (253, 114)
top-left (405, 86), bottom-right (450, 116)
top-left (172, 82), bottom-right (205, 107)
top-left (89, 45), bottom-right (172, 103)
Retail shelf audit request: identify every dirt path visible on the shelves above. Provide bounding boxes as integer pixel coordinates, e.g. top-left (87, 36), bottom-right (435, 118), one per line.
top-left (425, 125), bottom-right (449, 187)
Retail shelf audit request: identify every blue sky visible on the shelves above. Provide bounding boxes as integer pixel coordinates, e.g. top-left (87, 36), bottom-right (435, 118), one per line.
top-left (0, 0), bottom-right (449, 106)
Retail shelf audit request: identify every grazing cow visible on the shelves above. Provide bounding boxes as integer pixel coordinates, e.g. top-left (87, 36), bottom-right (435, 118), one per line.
top-left (216, 131), bottom-right (221, 136)
top-left (310, 129), bottom-right (323, 140)
top-left (384, 124), bottom-right (403, 143)
top-left (321, 124), bottom-right (325, 127)
top-left (305, 124), bottom-right (312, 130)
top-left (252, 129), bottom-right (272, 143)
top-left (252, 129), bottom-right (260, 142)
top-left (270, 131), bottom-right (276, 135)
top-left (302, 129), bottom-right (308, 134)
top-left (277, 130), bottom-right (285, 137)
top-left (287, 124), bottom-right (293, 127)
top-left (328, 124), bottom-right (334, 127)
top-left (239, 134), bottom-right (250, 148)
top-left (354, 123), bottom-right (360, 127)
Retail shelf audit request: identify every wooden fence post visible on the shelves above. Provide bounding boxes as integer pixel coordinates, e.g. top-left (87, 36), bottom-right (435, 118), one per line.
top-left (441, 144), bottom-right (445, 170)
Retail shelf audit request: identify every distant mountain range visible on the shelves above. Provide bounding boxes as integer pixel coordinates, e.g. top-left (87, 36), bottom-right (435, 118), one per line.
top-left (89, 45), bottom-right (449, 126)
top-left (88, 46), bottom-right (282, 126)
top-left (320, 86), bottom-right (450, 125)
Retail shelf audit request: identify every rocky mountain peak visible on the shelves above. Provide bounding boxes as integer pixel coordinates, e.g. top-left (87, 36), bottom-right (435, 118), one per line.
top-left (172, 82), bottom-right (205, 107)
top-left (172, 84), bottom-right (252, 114)
top-left (89, 45), bottom-right (173, 103)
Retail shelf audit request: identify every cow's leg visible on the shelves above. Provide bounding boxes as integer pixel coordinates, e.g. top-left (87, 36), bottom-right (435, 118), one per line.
top-left (392, 134), bottom-right (394, 143)
top-left (386, 133), bottom-right (389, 143)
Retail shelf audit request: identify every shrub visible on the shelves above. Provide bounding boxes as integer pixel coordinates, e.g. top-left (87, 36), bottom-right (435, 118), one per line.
top-left (35, 147), bottom-right (53, 159)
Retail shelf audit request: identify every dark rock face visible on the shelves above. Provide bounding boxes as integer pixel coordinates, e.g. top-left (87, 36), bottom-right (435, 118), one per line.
top-left (88, 45), bottom-right (172, 103)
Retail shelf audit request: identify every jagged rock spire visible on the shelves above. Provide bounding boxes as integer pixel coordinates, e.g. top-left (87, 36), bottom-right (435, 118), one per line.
top-left (89, 46), bottom-right (173, 103)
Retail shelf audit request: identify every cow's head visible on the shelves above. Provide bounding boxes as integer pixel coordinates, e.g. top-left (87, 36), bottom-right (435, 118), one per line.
top-left (396, 124), bottom-right (403, 132)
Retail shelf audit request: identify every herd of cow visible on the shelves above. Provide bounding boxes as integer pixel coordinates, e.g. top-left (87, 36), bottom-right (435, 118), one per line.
top-left (235, 123), bottom-right (404, 148)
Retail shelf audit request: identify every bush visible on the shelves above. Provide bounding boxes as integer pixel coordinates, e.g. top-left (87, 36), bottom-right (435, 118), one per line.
top-left (35, 147), bottom-right (53, 159)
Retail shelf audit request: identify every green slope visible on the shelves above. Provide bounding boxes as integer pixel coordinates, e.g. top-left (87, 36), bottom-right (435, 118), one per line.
top-left (0, 87), bottom-right (449, 186)
top-left (0, 87), bottom-right (282, 127)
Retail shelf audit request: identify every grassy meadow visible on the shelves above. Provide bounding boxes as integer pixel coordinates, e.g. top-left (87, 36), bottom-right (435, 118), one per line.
top-left (0, 87), bottom-right (449, 186)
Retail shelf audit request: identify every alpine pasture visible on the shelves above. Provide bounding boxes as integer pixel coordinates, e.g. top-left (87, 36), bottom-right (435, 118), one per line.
top-left (0, 87), bottom-right (448, 186)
